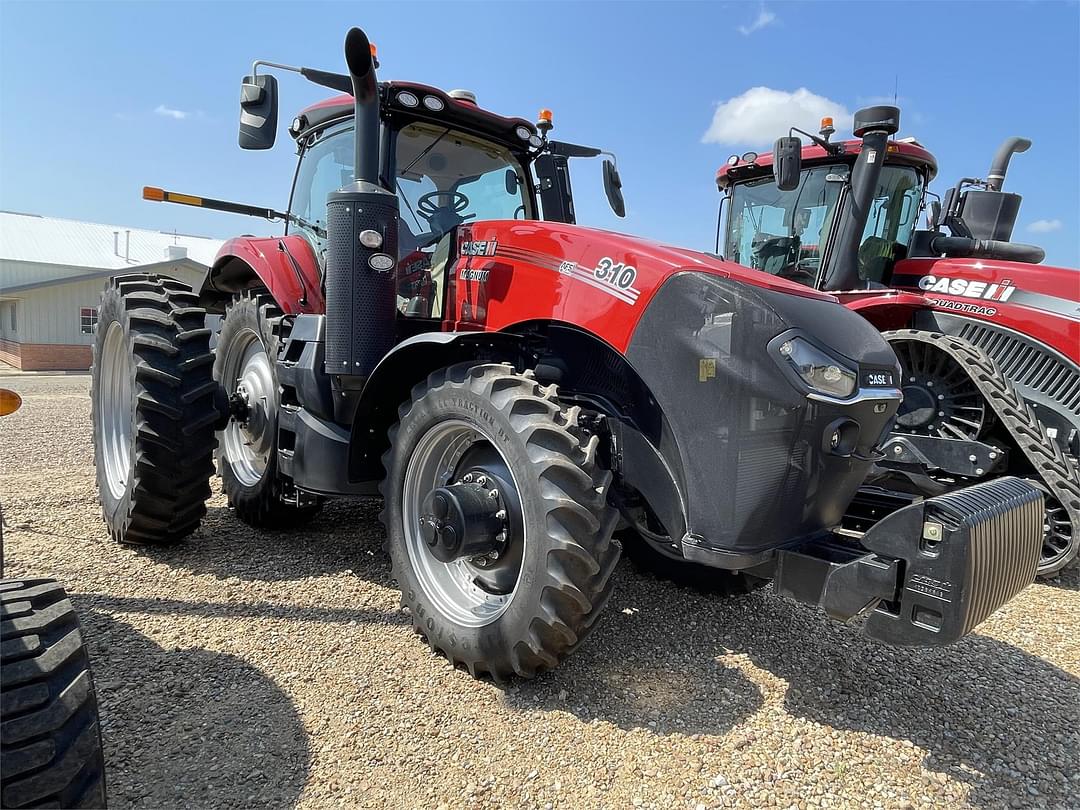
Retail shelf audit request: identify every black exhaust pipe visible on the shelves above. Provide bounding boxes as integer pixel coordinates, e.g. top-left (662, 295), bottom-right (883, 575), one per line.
top-left (986, 136), bottom-right (1031, 192)
top-left (324, 26), bottom-right (400, 406)
top-left (822, 106), bottom-right (900, 291)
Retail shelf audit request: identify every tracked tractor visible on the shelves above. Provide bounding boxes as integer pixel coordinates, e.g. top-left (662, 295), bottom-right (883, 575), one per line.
top-left (715, 106), bottom-right (1080, 576)
top-left (91, 28), bottom-right (1045, 680)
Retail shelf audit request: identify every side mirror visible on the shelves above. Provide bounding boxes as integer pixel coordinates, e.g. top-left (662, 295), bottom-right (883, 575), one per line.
top-left (773, 136), bottom-right (802, 191)
top-left (505, 168), bottom-right (519, 196)
top-left (928, 200), bottom-right (942, 230)
top-left (239, 73), bottom-right (278, 150)
top-left (602, 159), bottom-right (625, 218)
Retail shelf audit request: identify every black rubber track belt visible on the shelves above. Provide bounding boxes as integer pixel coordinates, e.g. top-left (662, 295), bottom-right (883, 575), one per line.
top-left (380, 364), bottom-right (621, 681)
top-left (884, 329), bottom-right (1080, 575)
top-left (1, 579), bottom-right (106, 809)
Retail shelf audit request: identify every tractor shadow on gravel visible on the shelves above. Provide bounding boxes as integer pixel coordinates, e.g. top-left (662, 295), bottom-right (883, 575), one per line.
top-left (520, 567), bottom-right (1076, 808)
top-left (135, 496), bottom-right (390, 583)
top-left (73, 606), bottom-right (312, 810)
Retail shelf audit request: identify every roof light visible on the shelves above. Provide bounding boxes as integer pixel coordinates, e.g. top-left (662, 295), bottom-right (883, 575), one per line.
top-left (515, 125), bottom-right (532, 141)
top-left (422, 95), bottom-right (445, 112)
top-left (538, 109), bottom-right (553, 124)
top-left (820, 117), bottom-right (834, 129)
top-left (741, 151), bottom-right (758, 164)
top-left (369, 42), bottom-right (379, 68)
top-left (528, 134), bottom-right (543, 148)
top-left (448, 89), bottom-right (477, 104)
top-left (397, 91), bottom-right (419, 108)
top-left (726, 155), bottom-right (740, 167)
top-left (536, 108), bottom-right (554, 134)
top-left (143, 186), bottom-right (165, 201)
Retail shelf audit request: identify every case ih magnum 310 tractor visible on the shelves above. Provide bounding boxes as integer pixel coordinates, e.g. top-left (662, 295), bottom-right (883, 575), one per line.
top-left (90, 28), bottom-right (1044, 680)
top-left (716, 105), bottom-right (1080, 577)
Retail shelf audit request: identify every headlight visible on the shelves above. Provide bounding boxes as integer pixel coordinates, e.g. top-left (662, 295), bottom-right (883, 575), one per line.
top-left (778, 337), bottom-right (857, 399)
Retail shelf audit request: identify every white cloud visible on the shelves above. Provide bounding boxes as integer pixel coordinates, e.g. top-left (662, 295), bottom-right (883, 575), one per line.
top-left (738, 4), bottom-right (777, 36)
top-left (1027, 219), bottom-right (1062, 234)
top-left (702, 87), bottom-right (851, 146)
top-left (154, 104), bottom-right (189, 120)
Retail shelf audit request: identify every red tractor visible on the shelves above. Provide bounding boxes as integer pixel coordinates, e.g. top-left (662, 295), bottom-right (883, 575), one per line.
top-left (91, 28), bottom-right (1045, 680)
top-left (716, 105), bottom-right (1080, 577)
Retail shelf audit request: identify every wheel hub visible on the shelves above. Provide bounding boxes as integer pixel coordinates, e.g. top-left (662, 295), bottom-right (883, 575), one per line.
top-left (220, 327), bottom-right (277, 487)
top-left (895, 384), bottom-right (937, 429)
top-left (420, 475), bottom-right (507, 563)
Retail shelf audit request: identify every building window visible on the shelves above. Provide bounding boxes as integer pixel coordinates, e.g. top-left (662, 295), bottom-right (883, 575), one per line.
top-left (8, 304), bottom-right (14, 332)
top-left (80, 307), bottom-right (98, 335)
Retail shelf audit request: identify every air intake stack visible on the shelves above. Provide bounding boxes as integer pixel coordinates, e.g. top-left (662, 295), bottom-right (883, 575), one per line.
top-left (324, 26), bottom-right (400, 390)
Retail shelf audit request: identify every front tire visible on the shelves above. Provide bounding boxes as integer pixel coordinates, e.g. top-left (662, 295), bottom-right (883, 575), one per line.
top-left (381, 363), bottom-right (620, 680)
top-left (91, 274), bottom-right (217, 545)
top-left (1, 579), bottom-right (107, 809)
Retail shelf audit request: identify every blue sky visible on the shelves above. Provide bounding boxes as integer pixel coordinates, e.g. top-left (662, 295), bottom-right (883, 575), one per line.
top-left (1, 1), bottom-right (1077, 266)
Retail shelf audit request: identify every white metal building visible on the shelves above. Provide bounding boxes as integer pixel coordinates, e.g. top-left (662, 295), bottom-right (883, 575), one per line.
top-left (0, 211), bottom-right (223, 370)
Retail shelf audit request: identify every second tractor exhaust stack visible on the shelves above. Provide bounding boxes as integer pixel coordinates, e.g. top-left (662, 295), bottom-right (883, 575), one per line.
top-left (324, 26), bottom-right (400, 401)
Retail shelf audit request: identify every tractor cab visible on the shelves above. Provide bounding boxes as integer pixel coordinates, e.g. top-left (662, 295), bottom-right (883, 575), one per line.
top-left (237, 55), bottom-right (624, 322)
top-left (716, 121), bottom-right (937, 292)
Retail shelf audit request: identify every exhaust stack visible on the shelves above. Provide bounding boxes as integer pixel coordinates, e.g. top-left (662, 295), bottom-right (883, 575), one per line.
top-left (822, 106), bottom-right (900, 291)
top-left (986, 136), bottom-right (1031, 192)
top-left (324, 27), bottom-right (401, 402)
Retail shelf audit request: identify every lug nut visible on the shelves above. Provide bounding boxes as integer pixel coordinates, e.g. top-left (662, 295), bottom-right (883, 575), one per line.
top-left (495, 509), bottom-right (507, 521)
top-left (488, 489), bottom-right (500, 500)
top-left (476, 475), bottom-right (488, 486)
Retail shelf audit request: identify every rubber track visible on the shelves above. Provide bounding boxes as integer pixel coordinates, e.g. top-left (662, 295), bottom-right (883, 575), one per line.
top-left (0, 579), bottom-right (106, 809)
top-left (884, 329), bottom-right (1080, 574)
top-left (380, 363), bottom-right (621, 680)
top-left (92, 274), bottom-right (217, 544)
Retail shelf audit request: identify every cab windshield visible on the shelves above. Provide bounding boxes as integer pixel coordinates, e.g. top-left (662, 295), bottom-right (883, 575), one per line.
top-left (394, 121), bottom-right (532, 256)
top-left (724, 164), bottom-right (923, 287)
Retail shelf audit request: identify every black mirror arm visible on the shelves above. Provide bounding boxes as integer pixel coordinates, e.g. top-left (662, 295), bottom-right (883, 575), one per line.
top-left (790, 126), bottom-right (844, 155)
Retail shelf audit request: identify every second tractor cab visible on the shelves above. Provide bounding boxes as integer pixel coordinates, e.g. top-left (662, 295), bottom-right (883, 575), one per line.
top-left (715, 106), bottom-right (1080, 575)
top-left (90, 28), bottom-right (1046, 683)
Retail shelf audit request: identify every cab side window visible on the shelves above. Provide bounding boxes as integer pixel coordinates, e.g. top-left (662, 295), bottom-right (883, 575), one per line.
top-left (289, 125), bottom-right (355, 252)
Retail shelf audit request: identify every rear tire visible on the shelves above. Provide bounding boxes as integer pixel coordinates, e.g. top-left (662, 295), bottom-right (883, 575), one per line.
top-left (214, 292), bottom-right (321, 528)
top-left (91, 274), bottom-right (217, 545)
top-left (381, 363), bottom-right (620, 680)
top-left (1, 579), bottom-right (106, 809)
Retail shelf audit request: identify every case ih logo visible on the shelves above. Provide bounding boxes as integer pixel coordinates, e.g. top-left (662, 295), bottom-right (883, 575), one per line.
top-left (460, 240), bottom-right (498, 257)
top-left (917, 275), bottom-right (1017, 302)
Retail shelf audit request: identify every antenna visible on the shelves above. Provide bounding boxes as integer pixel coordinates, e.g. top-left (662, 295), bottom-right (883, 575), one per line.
top-left (894, 74), bottom-right (898, 105)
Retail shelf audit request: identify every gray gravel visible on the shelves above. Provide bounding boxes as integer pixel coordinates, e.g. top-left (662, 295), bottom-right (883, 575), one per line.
top-left (1, 374), bottom-right (1077, 810)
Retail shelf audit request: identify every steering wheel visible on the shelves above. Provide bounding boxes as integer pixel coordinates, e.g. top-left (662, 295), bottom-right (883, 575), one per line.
top-left (416, 191), bottom-right (470, 222)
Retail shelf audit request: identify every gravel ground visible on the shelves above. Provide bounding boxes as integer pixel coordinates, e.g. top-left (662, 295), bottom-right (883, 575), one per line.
top-left (1, 374), bottom-right (1077, 810)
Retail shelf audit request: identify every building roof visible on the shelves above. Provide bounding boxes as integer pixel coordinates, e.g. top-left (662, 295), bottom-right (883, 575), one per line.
top-left (0, 210), bottom-right (223, 270)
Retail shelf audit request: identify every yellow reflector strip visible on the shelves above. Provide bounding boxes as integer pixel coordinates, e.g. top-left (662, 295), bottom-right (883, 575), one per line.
top-left (0, 388), bottom-right (22, 416)
top-left (166, 192), bottom-right (203, 206)
top-left (143, 186), bottom-right (165, 201)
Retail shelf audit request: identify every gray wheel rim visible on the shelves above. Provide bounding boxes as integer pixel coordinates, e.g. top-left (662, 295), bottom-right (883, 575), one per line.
top-left (220, 327), bottom-right (276, 487)
top-left (99, 321), bottom-right (134, 501)
top-left (402, 419), bottom-right (525, 628)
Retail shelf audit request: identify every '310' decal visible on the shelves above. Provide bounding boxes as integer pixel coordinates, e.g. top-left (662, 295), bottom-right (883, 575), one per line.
top-left (593, 257), bottom-right (637, 290)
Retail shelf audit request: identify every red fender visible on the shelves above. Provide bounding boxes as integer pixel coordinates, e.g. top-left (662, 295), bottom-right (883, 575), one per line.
top-left (206, 235), bottom-right (323, 314)
top-left (833, 290), bottom-right (928, 331)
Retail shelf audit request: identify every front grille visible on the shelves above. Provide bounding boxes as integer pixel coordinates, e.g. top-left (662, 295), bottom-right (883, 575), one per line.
top-left (958, 322), bottom-right (1080, 417)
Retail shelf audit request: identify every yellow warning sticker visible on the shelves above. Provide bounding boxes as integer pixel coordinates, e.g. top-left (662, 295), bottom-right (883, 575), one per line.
top-left (699, 358), bottom-right (717, 382)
